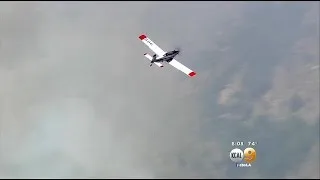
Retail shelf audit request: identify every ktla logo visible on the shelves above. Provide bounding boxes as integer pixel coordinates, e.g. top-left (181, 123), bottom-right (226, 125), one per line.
top-left (229, 147), bottom-right (256, 164)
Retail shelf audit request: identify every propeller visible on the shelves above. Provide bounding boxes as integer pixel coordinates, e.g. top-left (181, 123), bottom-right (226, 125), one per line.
top-left (174, 46), bottom-right (182, 56)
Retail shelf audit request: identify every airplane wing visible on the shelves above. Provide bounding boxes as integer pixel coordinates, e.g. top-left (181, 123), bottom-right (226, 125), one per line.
top-left (139, 34), bottom-right (196, 77)
top-left (139, 34), bottom-right (166, 57)
top-left (168, 59), bottom-right (196, 77)
top-left (143, 53), bottom-right (164, 67)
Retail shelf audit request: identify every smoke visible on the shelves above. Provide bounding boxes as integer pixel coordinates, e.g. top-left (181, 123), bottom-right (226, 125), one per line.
top-left (0, 2), bottom-right (318, 178)
top-left (0, 2), bottom-right (229, 178)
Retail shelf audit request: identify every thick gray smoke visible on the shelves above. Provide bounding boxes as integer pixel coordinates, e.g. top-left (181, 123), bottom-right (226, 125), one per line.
top-left (0, 2), bottom-right (319, 178)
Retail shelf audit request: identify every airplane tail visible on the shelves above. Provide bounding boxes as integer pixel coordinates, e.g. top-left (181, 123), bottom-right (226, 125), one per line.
top-left (152, 54), bottom-right (157, 61)
top-left (150, 54), bottom-right (157, 66)
top-left (143, 53), bottom-right (163, 68)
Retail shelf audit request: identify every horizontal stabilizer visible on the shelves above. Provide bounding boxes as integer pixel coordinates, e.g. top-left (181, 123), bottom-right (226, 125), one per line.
top-left (143, 53), bottom-right (164, 68)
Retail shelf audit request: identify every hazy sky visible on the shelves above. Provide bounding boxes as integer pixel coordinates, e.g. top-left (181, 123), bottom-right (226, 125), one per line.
top-left (0, 2), bottom-right (319, 178)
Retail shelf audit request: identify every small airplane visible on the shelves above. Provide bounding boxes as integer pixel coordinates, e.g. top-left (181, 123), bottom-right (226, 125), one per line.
top-left (147, 49), bottom-right (180, 67)
top-left (138, 34), bottom-right (196, 77)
